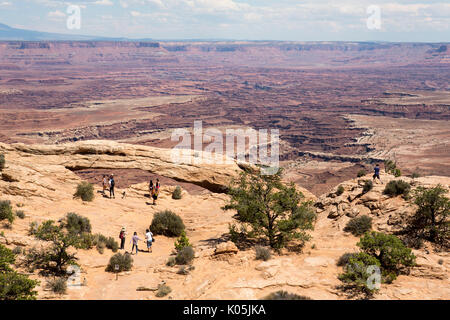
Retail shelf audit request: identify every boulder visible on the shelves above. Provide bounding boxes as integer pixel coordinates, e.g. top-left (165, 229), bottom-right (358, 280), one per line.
top-left (214, 242), bottom-right (239, 255)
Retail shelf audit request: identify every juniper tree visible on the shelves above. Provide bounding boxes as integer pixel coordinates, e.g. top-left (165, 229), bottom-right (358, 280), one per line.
top-left (222, 170), bottom-right (316, 249)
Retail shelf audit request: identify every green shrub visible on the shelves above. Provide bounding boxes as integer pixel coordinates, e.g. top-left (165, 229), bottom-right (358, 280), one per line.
top-left (105, 237), bottom-right (119, 253)
top-left (223, 170), bottom-right (316, 249)
top-left (174, 231), bottom-right (191, 252)
top-left (336, 252), bottom-right (356, 267)
top-left (406, 185), bottom-right (449, 247)
top-left (383, 180), bottom-right (411, 198)
top-left (175, 246), bottom-right (195, 265)
top-left (106, 253), bottom-right (133, 272)
top-left (0, 154), bottom-right (5, 171)
top-left (12, 247), bottom-right (22, 255)
top-left (357, 170), bottom-right (367, 178)
top-left (96, 241), bottom-right (106, 254)
top-left (73, 182), bottom-right (94, 202)
top-left (344, 216), bottom-right (372, 236)
top-left (65, 213), bottom-right (92, 235)
top-left (358, 231), bottom-right (416, 276)
top-left (338, 252), bottom-right (381, 297)
top-left (393, 169), bottom-right (401, 177)
top-left (336, 185), bottom-right (345, 196)
top-left (411, 172), bottom-right (420, 179)
top-left (28, 221), bottom-right (80, 274)
top-left (264, 291), bottom-right (311, 300)
top-left (255, 246), bottom-right (271, 261)
top-left (15, 210), bottom-right (25, 219)
top-left (172, 186), bottom-right (182, 200)
top-left (0, 272), bottom-right (39, 300)
top-left (150, 210), bottom-right (185, 237)
top-left (166, 257), bottom-right (176, 267)
top-left (0, 244), bottom-right (15, 273)
top-left (46, 277), bottom-right (67, 295)
top-left (0, 244), bottom-right (39, 300)
top-left (28, 222), bottom-right (39, 236)
top-left (155, 283), bottom-right (172, 298)
top-left (0, 200), bottom-right (15, 224)
top-left (362, 180), bottom-right (373, 194)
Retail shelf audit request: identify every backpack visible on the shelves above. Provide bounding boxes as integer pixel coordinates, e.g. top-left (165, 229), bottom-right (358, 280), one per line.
top-left (119, 231), bottom-right (124, 239)
top-left (110, 178), bottom-right (115, 188)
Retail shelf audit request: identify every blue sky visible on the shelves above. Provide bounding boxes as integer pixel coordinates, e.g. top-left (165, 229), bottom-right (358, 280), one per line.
top-left (0, 0), bottom-right (449, 41)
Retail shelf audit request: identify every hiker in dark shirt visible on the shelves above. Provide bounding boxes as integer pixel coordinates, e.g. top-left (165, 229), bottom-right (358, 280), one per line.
top-left (373, 164), bottom-right (382, 183)
top-left (109, 174), bottom-right (115, 199)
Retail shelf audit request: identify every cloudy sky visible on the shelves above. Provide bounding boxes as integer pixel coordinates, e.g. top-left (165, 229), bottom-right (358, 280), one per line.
top-left (0, 0), bottom-right (449, 41)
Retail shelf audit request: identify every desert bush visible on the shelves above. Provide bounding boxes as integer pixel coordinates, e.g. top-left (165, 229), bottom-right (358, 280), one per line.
top-left (336, 252), bottom-right (356, 267)
top-left (96, 241), bottom-right (106, 254)
top-left (384, 160), bottom-right (401, 177)
top-left (150, 210), bottom-right (185, 237)
top-left (0, 272), bottom-right (39, 300)
top-left (0, 200), bottom-right (15, 224)
top-left (405, 185), bottom-right (449, 247)
top-left (166, 257), bottom-right (176, 267)
top-left (12, 247), bottom-right (22, 255)
top-left (358, 232), bottom-right (416, 277)
top-left (155, 284), bottom-right (172, 298)
top-left (344, 216), bottom-right (372, 236)
top-left (0, 154), bottom-right (5, 171)
top-left (411, 172), bottom-right (420, 179)
top-left (362, 180), bottom-right (373, 194)
top-left (174, 231), bottom-right (191, 252)
top-left (46, 277), bottom-right (67, 295)
top-left (28, 221), bottom-right (80, 274)
top-left (15, 210), bottom-right (25, 219)
top-left (177, 265), bottom-right (194, 275)
top-left (393, 169), bottom-right (401, 177)
top-left (338, 252), bottom-right (381, 298)
top-left (255, 246), bottom-right (271, 261)
top-left (172, 186), bottom-right (182, 200)
top-left (223, 170), bottom-right (316, 249)
top-left (336, 185), bottom-right (345, 196)
top-left (0, 244), bottom-right (39, 300)
top-left (264, 291), bottom-right (311, 300)
top-left (73, 182), bottom-right (94, 202)
top-left (28, 222), bottom-right (39, 236)
top-left (383, 180), bottom-right (411, 198)
top-left (0, 244), bottom-right (15, 273)
top-left (105, 253), bottom-right (133, 272)
top-left (357, 170), bottom-right (367, 178)
top-left (175, 246), bottom-right (195, 265)
top-left (64, 213), bottom-right (91, 235)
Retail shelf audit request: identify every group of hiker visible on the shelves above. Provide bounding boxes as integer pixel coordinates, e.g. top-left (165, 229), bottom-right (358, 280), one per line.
top-left (103, 175), bottom-right (160, 254)
top-left (101, 175), bottom-right (161, 204)
top-left (102, 174), bottom-right (116, 199)
top-left (119, 227), bottom-right (154, 255)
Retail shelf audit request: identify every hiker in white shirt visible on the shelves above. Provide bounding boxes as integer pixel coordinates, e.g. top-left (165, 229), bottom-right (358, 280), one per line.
top-left (145, 229), bottom-right (153, 253)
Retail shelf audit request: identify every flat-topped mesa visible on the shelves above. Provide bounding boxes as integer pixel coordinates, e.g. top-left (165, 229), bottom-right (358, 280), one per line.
top-left (0, 140), bottom-right (245, 194)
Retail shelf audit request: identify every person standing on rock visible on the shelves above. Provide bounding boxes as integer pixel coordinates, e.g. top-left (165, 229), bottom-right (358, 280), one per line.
top-left (149, 179), bottom-right (154, 200)
top-left (102, 175), bottom-right (108, 195)
top-left (130, 232), bottom-right (142, 255)
top-left (119, 227), bottom-right (126, 250)
top-left (109, 174), bottom-right (116, 199)
top-left (145, 229), bottom-right (153, 253)
top-left (373, 164), bottom-right (382, 183)
top-left (152, 178), bottom-right (160, 205)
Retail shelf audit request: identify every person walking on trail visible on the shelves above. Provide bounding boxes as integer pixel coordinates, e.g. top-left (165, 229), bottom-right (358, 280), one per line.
top-left (119, 227), bottom-right (126, 250)
top-left (149, 179), bottom-right (154, 199)
top-left (152, 178), bottom-right (160, 205)
top-left (373, 164), bottom-right (382, 183)
top-left (145, 229), bottom-right (153, 253)
top-left (109, 174), bottom-right (116, 199)
top-left (130, 232), bottom-right (141, 255)
top-left (102, 175), bottom-right (108, 195)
